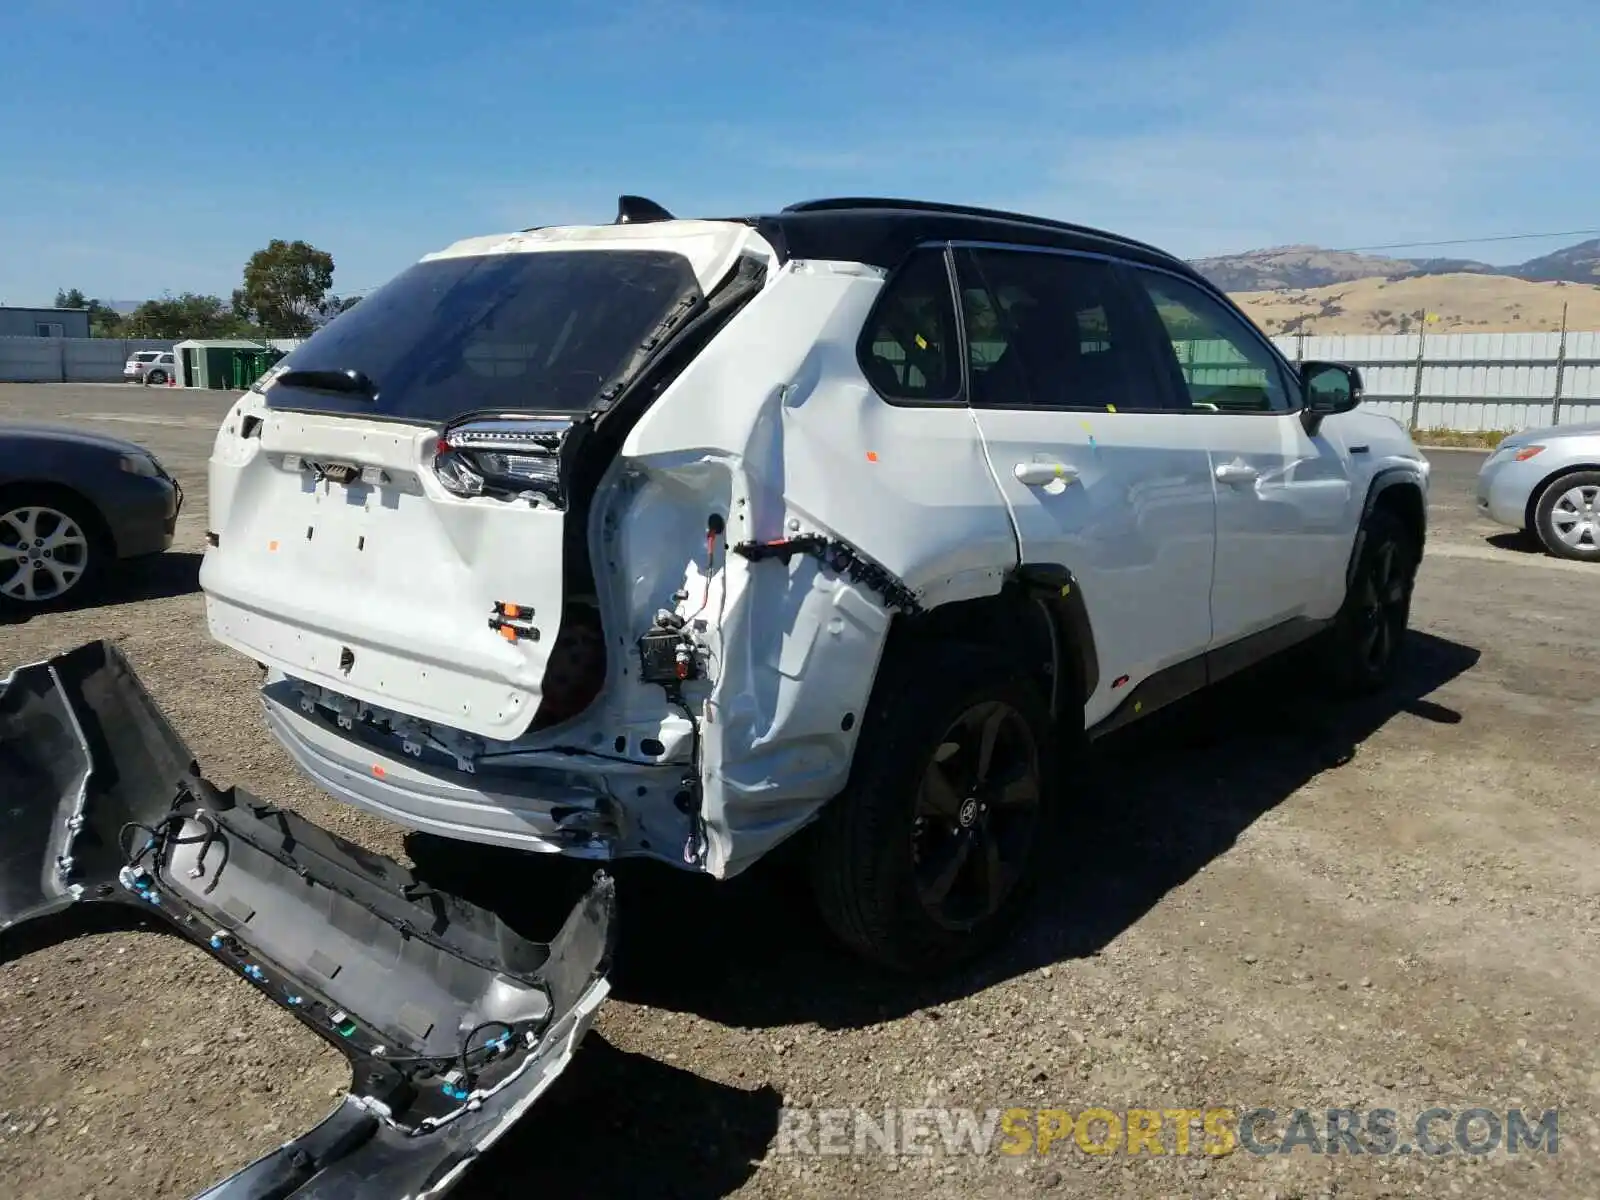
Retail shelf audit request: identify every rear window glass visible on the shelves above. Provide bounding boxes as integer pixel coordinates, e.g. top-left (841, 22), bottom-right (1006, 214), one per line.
top-left (264, 249), bottom-right (703, 423)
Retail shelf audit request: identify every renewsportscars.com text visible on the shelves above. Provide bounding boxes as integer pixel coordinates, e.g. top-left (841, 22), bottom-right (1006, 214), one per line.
top-left (774, 1106), bottom-right (1559, 1158)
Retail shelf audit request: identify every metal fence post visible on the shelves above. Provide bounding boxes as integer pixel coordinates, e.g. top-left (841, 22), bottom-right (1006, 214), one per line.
top-left (1551, 302), bottom-right (1568, 427)
top-left (1408, 329), bottom-right (1426, 432)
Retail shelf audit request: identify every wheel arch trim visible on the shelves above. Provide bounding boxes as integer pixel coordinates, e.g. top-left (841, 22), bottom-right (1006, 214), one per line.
top-left (1347, 468), bottom-right (1426, 591)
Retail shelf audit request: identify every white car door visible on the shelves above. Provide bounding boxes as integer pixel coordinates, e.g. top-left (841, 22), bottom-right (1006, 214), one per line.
top-left (952, 245), bottom-right (1217, 728)
top-left (1126, 267), bottom-right (1356, 649)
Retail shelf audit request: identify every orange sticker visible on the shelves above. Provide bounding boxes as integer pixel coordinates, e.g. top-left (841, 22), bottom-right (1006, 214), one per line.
top-left (372, 764), bottom-right (386, 778)
top-left (499, 626), bottom-right (518, 642)
top-left (268, 540), bottom-right (279, 552)
top-left (865, 451), bottom-right (879, 463)
top-left (503, 603), bottom-right (521, 618)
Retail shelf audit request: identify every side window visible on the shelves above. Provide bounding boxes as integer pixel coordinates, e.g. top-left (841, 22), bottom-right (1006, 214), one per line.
top-left (1133, 270), bottom-right (1293, 413)
top-left (955, 248), bottom-right (1158, 412)
top-left (858, 248), bottom-right (960, 403)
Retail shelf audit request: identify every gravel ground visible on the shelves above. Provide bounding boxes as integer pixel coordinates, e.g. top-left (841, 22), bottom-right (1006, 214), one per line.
top-left (2, 383), bottom-right (1596, 1200)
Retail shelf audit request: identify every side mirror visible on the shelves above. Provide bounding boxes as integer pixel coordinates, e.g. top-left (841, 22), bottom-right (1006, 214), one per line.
top-left (1300, 361), bottom-right (1362, 436)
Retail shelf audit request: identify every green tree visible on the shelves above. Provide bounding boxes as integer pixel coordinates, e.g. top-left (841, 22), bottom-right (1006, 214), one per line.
top-left (89, 303), bottom-right (125, 338)
top-left (54, 289), bottom-right (128, 336)
top-left (233, 239), bottom-right (336, 336)
top-left (123, 293), bottom-right (249, 340)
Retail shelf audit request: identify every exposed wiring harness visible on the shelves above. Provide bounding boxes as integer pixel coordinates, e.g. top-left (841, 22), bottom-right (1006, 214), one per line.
top-left (665, 686), bottom-right (706, 865)
top-left (732, 532), bottom-right (924, 615)
top-left (119, 807), bottom-right (228, 894)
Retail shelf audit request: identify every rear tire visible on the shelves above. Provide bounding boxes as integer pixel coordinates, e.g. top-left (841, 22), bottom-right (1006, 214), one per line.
top-left (1319, 509), bottom-right (1417, 695)
top-left (808, 645), bottom-right (1060, 975)
top-left (0, 487), bottom-right (110, 611)
top-left (1532, 470), bottom-right (1600, 562)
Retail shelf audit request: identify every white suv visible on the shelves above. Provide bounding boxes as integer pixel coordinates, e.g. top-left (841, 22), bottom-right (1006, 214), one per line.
top-left (201, 197), bottom-right (1430, 973)
top-left (124, 349), bottom-right (176, 384)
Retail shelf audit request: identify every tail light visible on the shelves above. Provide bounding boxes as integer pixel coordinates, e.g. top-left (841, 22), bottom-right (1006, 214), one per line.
top-left (433, 415), bottom-right (574, 505)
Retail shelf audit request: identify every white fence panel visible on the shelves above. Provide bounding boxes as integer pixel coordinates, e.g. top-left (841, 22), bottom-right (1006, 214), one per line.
top-left (1272, 329), bottom-right (1600, 431)
top-left (0, 336), bottom-right (177, 383)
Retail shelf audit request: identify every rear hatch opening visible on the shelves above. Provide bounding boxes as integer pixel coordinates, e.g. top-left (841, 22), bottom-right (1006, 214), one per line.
top-left (2, 640), bottom-right (616, 1198)
top-left (205, 222), bottom-right (773, 764)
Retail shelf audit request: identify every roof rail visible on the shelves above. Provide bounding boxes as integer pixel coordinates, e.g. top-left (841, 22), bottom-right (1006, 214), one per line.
top-left (781, 197), bottom-right (1085, 232)
top-left (780, 197), bottom-right (1170, 257)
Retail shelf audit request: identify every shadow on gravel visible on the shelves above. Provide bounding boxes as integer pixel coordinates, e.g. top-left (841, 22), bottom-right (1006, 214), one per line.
top-left (1485, 530), bottom-right (1548, 556)
top-left (409, 629), bottom-right (1482, 1041)
top-left (0, 551), bottom-right (201, 626)
top-left (91, 550), bottom-right (204, 607)
top-left (457, 1034), bottom-right (780, 1200)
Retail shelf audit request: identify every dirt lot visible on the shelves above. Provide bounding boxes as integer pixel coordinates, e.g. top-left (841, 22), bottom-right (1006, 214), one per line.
top-left (2, 382), bottom-right (1597, 1199)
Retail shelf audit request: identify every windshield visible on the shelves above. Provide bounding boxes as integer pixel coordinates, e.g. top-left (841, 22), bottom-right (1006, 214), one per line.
top-left (263, 249), bottom-right (703, 423)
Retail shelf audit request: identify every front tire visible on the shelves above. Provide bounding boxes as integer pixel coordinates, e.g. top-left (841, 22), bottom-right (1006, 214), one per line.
top-left (145, 369), bottom-right (168, 386)
top-left (808, 646), bottom-right (1059, 975)
top-left (0, 488), bottom-right (108, 611)
top-left (1320, 509), bottom-right (1417, 695)
top-left (1533, 470), bottom-right (1600, 562)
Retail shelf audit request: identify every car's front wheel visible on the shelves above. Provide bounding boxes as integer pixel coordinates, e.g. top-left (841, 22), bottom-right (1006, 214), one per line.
top-left (1533, 470), bottom-right (1600, 562)
top-left (0, 489), bottom-right (107, 610)
top-left (808, 646), bottom-right (1058, 975)
top-left (145, 369), bottom-right (168, 386)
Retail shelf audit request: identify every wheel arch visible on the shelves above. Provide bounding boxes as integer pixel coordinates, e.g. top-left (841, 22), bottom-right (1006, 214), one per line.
top-left (1347, 469), bottom-right (1427, 590)
top-left (871, 563), bottom-right (1098, 729)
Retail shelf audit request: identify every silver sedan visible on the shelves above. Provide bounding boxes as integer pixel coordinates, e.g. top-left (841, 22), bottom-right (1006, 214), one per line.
top-left (1476, 421), bottom-right (1600, 561)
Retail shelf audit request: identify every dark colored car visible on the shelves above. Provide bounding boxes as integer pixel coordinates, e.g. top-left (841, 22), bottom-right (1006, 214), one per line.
top-left (0, 420), bottom-right (182, 609)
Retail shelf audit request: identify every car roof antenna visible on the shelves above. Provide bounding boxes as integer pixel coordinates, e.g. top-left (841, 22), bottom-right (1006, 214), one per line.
top-left (616, 195), bottom-right (675, 225)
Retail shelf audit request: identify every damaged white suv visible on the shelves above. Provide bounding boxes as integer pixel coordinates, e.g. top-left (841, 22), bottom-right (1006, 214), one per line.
top-left (200, 196), bottom-right (1430, 974)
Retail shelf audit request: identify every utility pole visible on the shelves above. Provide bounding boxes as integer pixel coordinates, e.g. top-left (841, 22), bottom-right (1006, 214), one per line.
top-left (1407, 311), bottom-right (1430, 432)
top-left (1551, 301), bottom-right (1569, 427)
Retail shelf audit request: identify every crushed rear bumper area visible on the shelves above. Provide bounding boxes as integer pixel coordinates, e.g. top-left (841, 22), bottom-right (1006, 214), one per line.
top-left (0, 640), bottom-right (617, 1200)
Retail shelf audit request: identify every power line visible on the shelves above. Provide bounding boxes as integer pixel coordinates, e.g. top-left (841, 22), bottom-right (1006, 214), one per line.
top-left (1336, 227), bottom-right (1600, 254)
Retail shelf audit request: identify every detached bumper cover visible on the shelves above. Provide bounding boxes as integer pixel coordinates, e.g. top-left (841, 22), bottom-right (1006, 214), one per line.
top-left (0, 640), bottom-right (616, 1200)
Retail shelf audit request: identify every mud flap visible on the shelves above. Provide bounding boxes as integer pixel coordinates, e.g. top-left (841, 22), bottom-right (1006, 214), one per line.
top-left (0, 640), bottom-right (617, 1200)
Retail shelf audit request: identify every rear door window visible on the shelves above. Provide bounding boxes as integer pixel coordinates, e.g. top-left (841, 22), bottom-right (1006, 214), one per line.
top-left (955, 247), bottom-right (1169, 412)
top-left (264, 250), bottom-right (704, 423)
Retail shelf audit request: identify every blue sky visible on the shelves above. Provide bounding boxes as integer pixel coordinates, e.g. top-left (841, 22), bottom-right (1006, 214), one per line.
top-left (1, 0), bottom-right (1595, 305)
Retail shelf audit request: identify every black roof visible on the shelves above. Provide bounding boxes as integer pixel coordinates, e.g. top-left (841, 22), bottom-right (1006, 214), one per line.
top-left (720, 197), bottom-right (1204, 284)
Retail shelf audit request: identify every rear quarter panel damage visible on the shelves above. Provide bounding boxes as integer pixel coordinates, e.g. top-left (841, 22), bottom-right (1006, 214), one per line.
top-left (600, 259), bottom-right (1017, 877)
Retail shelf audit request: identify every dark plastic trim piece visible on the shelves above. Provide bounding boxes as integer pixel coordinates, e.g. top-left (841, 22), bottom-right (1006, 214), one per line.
top-left (0, 640), bottom-right (617, 1200)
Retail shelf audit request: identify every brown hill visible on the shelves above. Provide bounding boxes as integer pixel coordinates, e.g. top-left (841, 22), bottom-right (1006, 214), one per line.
top-left (1194, 245), bottom-right (1420, 291)
top-left (1227, 273), bottom-right (1600, 336)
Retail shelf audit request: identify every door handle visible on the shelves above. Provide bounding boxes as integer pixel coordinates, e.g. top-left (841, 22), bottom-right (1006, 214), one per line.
top-left (1014, 461), bottom-right (1079, 486)
top-left (1215, 462), bottom-right (1260, 485)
